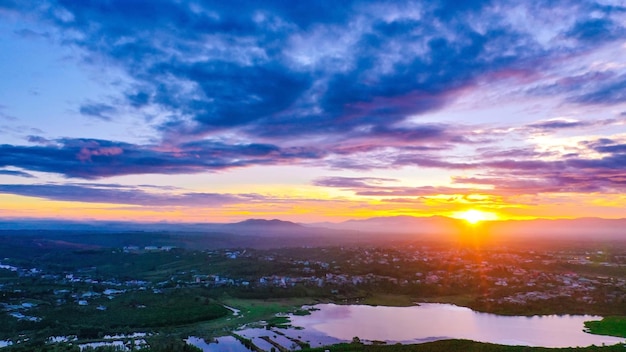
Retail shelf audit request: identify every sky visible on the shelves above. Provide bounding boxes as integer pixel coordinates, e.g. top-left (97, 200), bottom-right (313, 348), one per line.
top-left (1, 0), bottom-right (626, 223)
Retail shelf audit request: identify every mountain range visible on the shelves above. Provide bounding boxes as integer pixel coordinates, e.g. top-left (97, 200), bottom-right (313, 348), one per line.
top-left (0, 215), bottom-right (624, 241)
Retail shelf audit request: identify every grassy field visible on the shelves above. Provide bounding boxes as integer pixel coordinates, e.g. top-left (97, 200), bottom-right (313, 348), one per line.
top-left (584, 317), bottom-right (626, 338)
top-left (169, 296), bottom-right (316, 339)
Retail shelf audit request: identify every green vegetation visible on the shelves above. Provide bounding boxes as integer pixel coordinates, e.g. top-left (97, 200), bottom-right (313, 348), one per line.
top-left (304, 339), bottom-right (626, 351)
top-left (0, 288), bottom-right (229, 343)
top-left (585, 317), bottom-right (626, 338)
top-left (266, 315), bottom-right (291, 328)
top-left (44, 289), bottom-right (229, 334)
top-left (2, 237), bottom-right (626, 351)
top-left (360, 293), bottom-right (416, 307)
top-left (181, 296), bottom-right (314, 339)
top-left (293, 308), bottom-right (314, 315)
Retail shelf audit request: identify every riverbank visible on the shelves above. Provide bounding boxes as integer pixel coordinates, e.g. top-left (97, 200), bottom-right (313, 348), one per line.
top-left (585, 317), bottom-right (626, 338)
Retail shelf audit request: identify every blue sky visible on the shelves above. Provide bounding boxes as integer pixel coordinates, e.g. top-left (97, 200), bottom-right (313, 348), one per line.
top-left (1, 0), bottom-right (626, 222)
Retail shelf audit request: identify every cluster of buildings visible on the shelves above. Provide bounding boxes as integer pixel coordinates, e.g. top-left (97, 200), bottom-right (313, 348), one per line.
top-left (1, 244), bottom-right (625, 324)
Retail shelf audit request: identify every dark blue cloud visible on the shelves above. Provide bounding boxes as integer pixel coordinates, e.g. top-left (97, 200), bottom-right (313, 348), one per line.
top-left (10, 0), bottom-right (557, 142)
top-left (181, 62), bottom-right (312, 130)
top-left (315, 20), bottom-right (539, 134)
top-left (432, 0), bottom-right (493, 20)
top-left (565, 18), bottom-right (624, 43)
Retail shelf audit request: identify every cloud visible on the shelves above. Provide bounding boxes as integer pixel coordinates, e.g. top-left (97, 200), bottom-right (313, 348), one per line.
top-left (314, 176), bottom-right (479, 197)
top-left (0, 105), bottom-right (17, 121)
top-left (527, 119), bottom-right (588, 130)
top-left (2, 0), bottom-right (626, 192)
top-left (565, 17), bottom-right (625, 43)
top-left (14, 0), bottom-right (621, 143)
top-left (13, 28), bottom-right (50, 39)
top-left (524, 117), bottom-right (626, 133)
top-left (79, 103), bottom-right (117, 121)
top-left (313, 176), bottom-right (399, 188)
top-left (478, 147), bottom-right (555, 160)
top-left (0, 183), bottom-right (259, 206)
top-left (594, 143), bottom-right (626, 154)
top-left (0, 138), bottom-right (326, 179)
top-left (0, 119), bottom-right (486, 179)
top-left (451, 136), bottom-right (626, 195)
top-left (0, 169), bottom-right (35, 178)
top-left (569, 74), bottom-right (626, 105)
top-left (317, 130), bottom-right (626, 197)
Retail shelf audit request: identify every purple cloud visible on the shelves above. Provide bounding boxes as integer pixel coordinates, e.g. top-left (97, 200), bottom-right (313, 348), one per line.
top-left (0, 183), bottom-right (260, 206)
top-left (0, 138), bottom-right (324, 179)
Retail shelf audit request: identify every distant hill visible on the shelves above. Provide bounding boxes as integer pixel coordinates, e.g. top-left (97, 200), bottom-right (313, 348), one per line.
top-left (482, 217), bottom-right (626, 240)
top-left (222, 218), bottom-right (333, 237)
top-left (0, 216), bottom-right (624, 245)
top-left (229, 218), bottom-right (303, 228)
top-left (308, 215), bottom-right (626, 241)
top-left (0, 219), bottom-right (214, 232)
top-left (313, 215), bottom-right (462, 234)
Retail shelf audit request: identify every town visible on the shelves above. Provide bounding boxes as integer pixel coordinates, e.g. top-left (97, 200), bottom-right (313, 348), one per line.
top-left (1, 238), bottom-right (625, 351)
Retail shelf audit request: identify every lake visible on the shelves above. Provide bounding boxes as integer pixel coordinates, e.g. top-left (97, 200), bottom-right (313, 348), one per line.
top-left (188, 303), bottom-right (626, 351)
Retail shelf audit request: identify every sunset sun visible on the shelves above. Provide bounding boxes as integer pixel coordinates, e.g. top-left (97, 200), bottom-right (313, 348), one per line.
top-left (454, 209), bottom-right (498, 225)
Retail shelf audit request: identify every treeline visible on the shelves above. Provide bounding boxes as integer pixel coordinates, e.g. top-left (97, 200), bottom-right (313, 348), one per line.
top-left (0, 288), bottom-right (230, 343)
top-left (45, 289), bottom-right (229, 334)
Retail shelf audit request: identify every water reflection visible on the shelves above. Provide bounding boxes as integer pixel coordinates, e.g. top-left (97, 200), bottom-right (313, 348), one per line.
top-left (189, 303), bottom-right (625, 351)
top-left (289, 303), bottom-right (625, 348)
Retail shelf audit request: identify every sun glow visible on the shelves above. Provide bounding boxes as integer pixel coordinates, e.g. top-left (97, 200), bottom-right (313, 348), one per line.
top-left (453, 209), bottom-right (498, 224)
